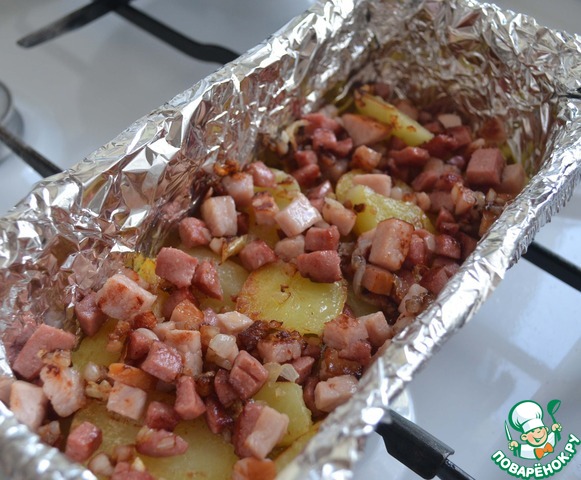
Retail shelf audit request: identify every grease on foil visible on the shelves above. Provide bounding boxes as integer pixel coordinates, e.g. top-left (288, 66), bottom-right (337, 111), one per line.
top-left (0, 0), bottom-right (580, 479)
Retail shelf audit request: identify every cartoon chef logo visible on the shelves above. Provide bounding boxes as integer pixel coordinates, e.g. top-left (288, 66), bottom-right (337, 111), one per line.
top-left (506, 400), bottom-right (562, 460)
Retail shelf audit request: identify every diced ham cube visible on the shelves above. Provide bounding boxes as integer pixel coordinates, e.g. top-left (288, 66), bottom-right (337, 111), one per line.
top-left (175, 376), bottom-right (206, 420)
top-left (322, 197), bottom-right (356, 236)
top-left (140, 341), bottom-right (182, 383)
top-left (214, 369), bottom-right (239, 407)
top-left (75, 292), bottom-right (107, 337)
top-left (314, 374), bottom-right (358, 412)
top-left (232, 457), bottom-right (276, 480)
top-left (126, 328), bottom-right (158, 361)
top-left (207, 334), bottom-right (239, 370)
top-left (107, 382), bottom-right (147, 421)
top-left (322, 314), bottom-right (368, 351)
top-left (205, 396), bottom-right (234, 434)
top-left (352, 173), bottom-right (392, 197)
top-left (466, 148), bottom-right (505, 190)
top-left (216, 311), bottom-right (254, 336)
top-left (338, 339), bottom-right (372, 366)
top-left (447, 125), bottom-right (472, 147)
top-left (368, 218), bottom-right (414, 272)
top-left (234, 402), bottom-right (289, 459)
top-left (250, 191), bottom-right (279, 226)
top-left (257, 332), bottom-right (302, 364)
top-left (307, 180), bottom-right (333, 200)
top-left (222, 172), bottom-right (254, 207)
top-left (292, 164), bottom-right (321, 188)
top-left (390, 147), bottom-right (431, 168)
top-left (162, 288), bottom-right (197, 321)
top-left (274, 235), bottom-right (305, 262)
top-left (296, 250), bottom-right (342, 283)
top-left (96, 273), bottom-right (157, 322)
top-left (155, 247), bottom-right (198, 289)
top-left (434, 234), bottom-right (461, 260)
top-left (136, 426), bottom-right (188, 457)
top-left (350, 145), bottom-right (382, 171)
top-left (145, 401), bottom-right (181, 431)
top-left (275, 193), bottom-right (322, 237)
top-left (108, 363), bottom-right (156, 391)
top-left (341, 113), bottom-right (391, 147)
top-left (170, 299), bottom-right (204, 330)
top-left (239, 240), bottom-right (277, 271)
top-left (178, 217), bottom-right (211, 248)
top-left (359, 312), bottom-right (392, 348)
top-left (9, 381), bottom-right (48, 432)
top-left (312, 129), bottom-right (352, 156)
top-left (361, 264), bottom-right (394, 295)
top-left (201, 195), bottom-right (238, 237)
top-left (405, 233), bottom-right (429, 267)
top-left (498, 163), bottom-right (526, 195)
top-left (40, 365), bottom-right (85, 417)
top-left (291, 356), bottom-right (315, 384)
top-left (295, 149), bottom-right (318, 167)
top-left (420, 266), bottom-right (454, 295)
top-left (423, 134), bottom-right (459, 158)
top-left (437, 113), bottom-right (462, 128)
top-left (12, 324), bottom-right (76, 380)
top-left (163, 329), bottom-right (202, 377)
top-left (458, 232), bottom-right (478, 260)
top-left (65, 421), bottom-right (102, 463)
top-left (229, 351), bottom-right (268, 400)
top-left (245, 161), bottom-right (276, 187)
top-left (192, 260), bottom-right (223, 300)
top-left (304, 225), bottom-right (340, 252)
top-left (304, 112), bottom-right (342, 135)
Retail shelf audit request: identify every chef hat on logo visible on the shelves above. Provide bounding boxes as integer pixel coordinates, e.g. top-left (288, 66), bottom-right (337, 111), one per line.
top-left (509, 401), bottom-right (545, 433)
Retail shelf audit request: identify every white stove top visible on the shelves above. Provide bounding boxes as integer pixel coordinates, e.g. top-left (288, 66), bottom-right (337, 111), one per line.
top-left (1, 1), bottom-right (580, 479)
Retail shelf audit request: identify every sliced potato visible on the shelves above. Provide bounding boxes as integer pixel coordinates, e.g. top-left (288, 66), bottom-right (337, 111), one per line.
top-left (71, 318), bottom-right (120, 372)
top-left (253, 382), bottom-right (312, 446)
top-left (236, 261), bottom-right (347, 335)
top-left (355, 91), bottom-right (434, 146)
top-left (336, 171), bottom-right (434, 234)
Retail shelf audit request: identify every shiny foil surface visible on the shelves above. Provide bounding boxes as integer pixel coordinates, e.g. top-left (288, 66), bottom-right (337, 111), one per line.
top-left (0, 0), bottom-right (580, 478)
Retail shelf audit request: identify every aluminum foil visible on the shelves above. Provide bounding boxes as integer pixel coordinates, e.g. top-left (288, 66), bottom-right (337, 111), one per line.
top-left (0, 0), bottom-right (580, 478)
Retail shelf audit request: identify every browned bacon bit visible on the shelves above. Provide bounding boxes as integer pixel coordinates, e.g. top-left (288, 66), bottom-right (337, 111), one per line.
top-left (145, 401), bottom-right (181, 431)
top-left (205, 395), bottom-right (234, 434)
top-left (296, 250), bottom-right (342, 283)
top-left (135, 427), bottom-right (188, 457)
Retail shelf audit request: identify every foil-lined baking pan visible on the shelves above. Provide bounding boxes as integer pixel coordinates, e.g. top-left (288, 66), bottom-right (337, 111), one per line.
top-left (0, 0), bottom-right (580, 478)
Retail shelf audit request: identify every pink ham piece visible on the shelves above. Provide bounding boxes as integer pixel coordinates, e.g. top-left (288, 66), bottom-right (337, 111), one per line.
top-left (322, 314), bottom-right (368, 351)
top-left (140, 341), bottom-right (183, 383)
top-left (205, 396), bottom-right (234, 434)
top-left (232, 457), bottom-right (276, 480)
top-left (214, 369), bottom-right (239, 407)
top-left (257, 332), bottom-right (302, 364)
top-left (239, 240), bottom-right (277, 271)
top-left (192, 260), bottom-right (223, 300)
top-left (341, 113), bottom-right (391, 147)
top-left (275, 193), bottom-right (322, 237)
top-left (12, 324), bottom-right (76, 380)
top-left (234, 402), bottom-right (289, 459)
top-left (390, 147), bottom-right (430, 168)
top-left (350, 145), bottom-right (382, 171)
top-left (352, 173), bottom-right (392, 197)
top-left (170, 299), bottom-right (205, 330)
top-left (434, 234), bottom-right (461, 260)
top-left (251, 191), bottom-right (280, 227)
top-left (437, 113), bottom-right (462, 128)
top-left (296, 250), bottom-right (342, 283)
top-left (96, 273), bottom-right (157, 322)
top-left (361, 264), bottom-right (394, 296)
top-left (291, 356), bottom-right (315, 384)
top-left (368, 218), bottom-right (414, 272)
top-left (40, 364), bottom-right (85, 417)
top-left (304, 112), bottom-right (342, 135)
top-left (162, 287), bottom-right (196, 321)
top-left (75, 292), bottom-right (107, 337)
top-left (466, 148), bottom-right (505, 190)
top-left (174, 376), bottom-right (206, 420)
top-left (65, 421), bottom-right (102, 463)
top-left (304, 225), bottom-right (340, 252)
top-left (126, 328), bottom-right (158, 361)
top-left (155, 247), bottom-right (198, 289)
top-left (178, 217), bottom-right (211, 248)
top-left (292, 164), bottom-right (321, 189)
top-left (359, 312), bottom-right (392, 348)
top-left (274, 235), bottom-right (305, 262)
top-left (201, 195), bottom-right (238, 237)
top-left (9, 381), bottom-right (48, 432)
top-left (135, 426), bottom-right (188, 457)
top-left (314, 374), bottom-right (358, 412)
top-left (229, 351), bottom-right (268, 400)
top-left (145, 401), bottom-right (181, 431)
top-left (222, 172), bottom-right (254, 207)
top-left (245, 161), bottom-right (276, 187)
top-left (216, 311), bottom-right (254, 336)
top-left (163, 329), bottom-right (202, 377)
top-left (295, 149), bottom-right (318, 167)
top-left (107, 382), bottom-right (147, 421)
top-left (322, 198), bottom-right (356, 236)
top-left (312, 129), bottom-right (352, 157)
